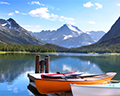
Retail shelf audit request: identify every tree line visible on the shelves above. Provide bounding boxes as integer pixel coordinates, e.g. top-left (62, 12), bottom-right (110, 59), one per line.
top-left (0, 44), bottom-right (55, 52)
top-left (71, 43), bottom-right (120, 53)
top-left (0, 43), bottom-right (120, 53)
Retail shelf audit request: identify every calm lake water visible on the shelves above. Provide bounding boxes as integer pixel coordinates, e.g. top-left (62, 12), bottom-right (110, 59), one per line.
top-left (0, 53), bottom-right (120, 96)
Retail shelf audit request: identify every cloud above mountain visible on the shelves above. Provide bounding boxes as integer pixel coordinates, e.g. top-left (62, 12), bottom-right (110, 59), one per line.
top-left (83, 2), bottom-right (102, 9)
top-left (117, 4), bottom-right (120, 6)
top-left (88, 21), bottom-right (95, 24)
top-left (29, 7), bottom-right (51, 19)
top-left (1, 0), bottom-right (119, 32)
top-left (29, 6), bottom-right (75, 24)
top-left (95, 3), bottom-right (102, 9)
top-left (83, 2), bottom-right (94, 8)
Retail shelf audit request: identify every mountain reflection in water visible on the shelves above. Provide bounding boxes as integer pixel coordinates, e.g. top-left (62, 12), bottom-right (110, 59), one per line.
top-left (0, 53), bottom-right (120, 96)
top-left (0, 53), bottom-right (103, 82)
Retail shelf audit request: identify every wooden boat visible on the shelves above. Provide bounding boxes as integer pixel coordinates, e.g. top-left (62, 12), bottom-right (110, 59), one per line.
top-left (32, 72), bottom-right (117, 94)
top-left (70, 82), bottom-right (120, 96)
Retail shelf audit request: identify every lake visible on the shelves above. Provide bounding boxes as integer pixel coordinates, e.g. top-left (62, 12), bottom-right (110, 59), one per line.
top-left (0, 53), bottom-right (120, 96)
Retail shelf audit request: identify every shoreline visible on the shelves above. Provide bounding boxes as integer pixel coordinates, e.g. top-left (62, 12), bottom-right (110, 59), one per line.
top-left (0, 51), bottom-right (120, 55)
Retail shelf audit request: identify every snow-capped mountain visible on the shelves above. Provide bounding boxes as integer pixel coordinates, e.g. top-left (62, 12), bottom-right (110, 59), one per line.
top-left (0, 18), bottom-right (45, 45)
top-left (0, 18), bottom-right (26, 32)
top-left (32, 24), bottom-right (95, 48)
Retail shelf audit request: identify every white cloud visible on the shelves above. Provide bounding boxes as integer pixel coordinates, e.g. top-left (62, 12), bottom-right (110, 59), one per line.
top-left (95, 3), bottom-right (102, 9)
top-left (8, 12), bottom-right (14, 16)
top-left (59, 16), bottom-right (75, 25)
top-left (28, 1), bottom-right (45, 6)
top-left (29, 7), bottom-right (58, 21)
top-left (117, 4), bottom-right (120, 6)
top-left (15, 10), bottom-right (19, 13)
top-left (88, 21), bottom-right (95, 24)
top-left (0, 1), bottom-right (10, 5)
top-left (83, 2), bottom-right (102, 9)
top-left (29, 7), bottom-right (50, 19)
top-left (83, 2), bottom-right (94, 8)
top-left (29, 7), bottom-right (74, 24)
top-left (50, 13), bottom-right (58, 21)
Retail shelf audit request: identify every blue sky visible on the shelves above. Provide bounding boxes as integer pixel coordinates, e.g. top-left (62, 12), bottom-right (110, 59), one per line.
top-left (0, 0), bottom-right (120, 32)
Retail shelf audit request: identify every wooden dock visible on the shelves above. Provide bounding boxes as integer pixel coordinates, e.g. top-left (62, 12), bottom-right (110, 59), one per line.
top-left (27, 55), bottom-right (73, 96)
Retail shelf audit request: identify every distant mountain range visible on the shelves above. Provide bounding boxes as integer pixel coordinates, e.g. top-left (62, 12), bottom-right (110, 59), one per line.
top-left (32, 24), bottom-right (105, 48)
top-left (86, 31), bottom-right (105, 42)
top-left (0, 18), bottom-right (106, 48)
top-left (0, 18), bottom-right (45, 45)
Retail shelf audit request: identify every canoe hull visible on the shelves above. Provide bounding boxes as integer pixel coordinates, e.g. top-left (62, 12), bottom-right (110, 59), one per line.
top-left (71, 83), bottom-right (120, 96)
top-left (35, 72), bottom-right (116, 94)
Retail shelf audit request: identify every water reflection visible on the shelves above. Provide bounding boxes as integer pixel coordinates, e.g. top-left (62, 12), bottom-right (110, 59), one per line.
top-left (0, 53), bottom-right (120, 96)
top-left (0, 53), bottom-right (120, 83)
top-left (50, 57), bottom-right (103, 74)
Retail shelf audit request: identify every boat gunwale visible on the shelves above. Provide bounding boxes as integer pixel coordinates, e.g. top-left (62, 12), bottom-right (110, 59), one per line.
top-left (70, 83), bottom-right (120, 89)
top-left (35, 72), bottom-right (116, 82)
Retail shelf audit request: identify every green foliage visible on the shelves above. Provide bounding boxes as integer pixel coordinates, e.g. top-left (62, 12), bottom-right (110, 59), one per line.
top-left (44, 43), bottom-right (70, 52)
top-left (71, 42), bottom-right (120, 53)
top-left (1, 42), bottom-right (120, 54)
top-left (0, 44), bottom-right (55, 53)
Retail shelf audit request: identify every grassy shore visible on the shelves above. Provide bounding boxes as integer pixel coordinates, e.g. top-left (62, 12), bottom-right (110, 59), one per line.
top-left (104, 53), bottom-right (120, 55)
top-left (88, 52), bottom-right (120, 55)
top-left (0, 51), bottom-right (30, 54)
top-left (0, 51), bottom-right (120, 55)
top-left (0, 51), bottom-right (7, 54)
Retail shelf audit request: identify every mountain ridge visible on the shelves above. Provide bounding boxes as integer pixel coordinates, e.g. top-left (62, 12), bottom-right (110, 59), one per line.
top-left (32, 24), bottom-right (101, 48)
top-left (32, 24), bottom-right (105, 48)
top-left (98, 17), bottom-right (120, 42)
top-left (0, 18), bottom-right (45, 45)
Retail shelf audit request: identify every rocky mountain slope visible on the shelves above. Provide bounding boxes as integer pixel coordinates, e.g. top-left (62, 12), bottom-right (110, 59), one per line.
top-left (98, 17), bottom-right (120, 42)
top-left (72, 16), bottom-right (120, 53)
top-left (0, 18), bottom-right (45, 45)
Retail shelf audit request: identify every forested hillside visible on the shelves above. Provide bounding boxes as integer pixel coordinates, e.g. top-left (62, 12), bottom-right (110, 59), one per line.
top-left (0, 44), bottom-right (55, 53)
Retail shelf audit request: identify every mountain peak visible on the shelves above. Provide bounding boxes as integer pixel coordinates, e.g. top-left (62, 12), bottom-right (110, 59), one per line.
top-left (60, 24), bottom-right (83, 35)
top-left (6, 18), bottom-right (20, 29)
top-left (7, 18), bottom-right (15, 22)
top-left (0, 18), bottom-right (45, 45)
top-left (66, 24), bottom-right (81, 32)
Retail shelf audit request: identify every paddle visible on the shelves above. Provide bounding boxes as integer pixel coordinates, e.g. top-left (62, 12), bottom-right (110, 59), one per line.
top-left (77, 73), bottom-right (106, 79)
top-left (42, 73), bottom-right (83, 79)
